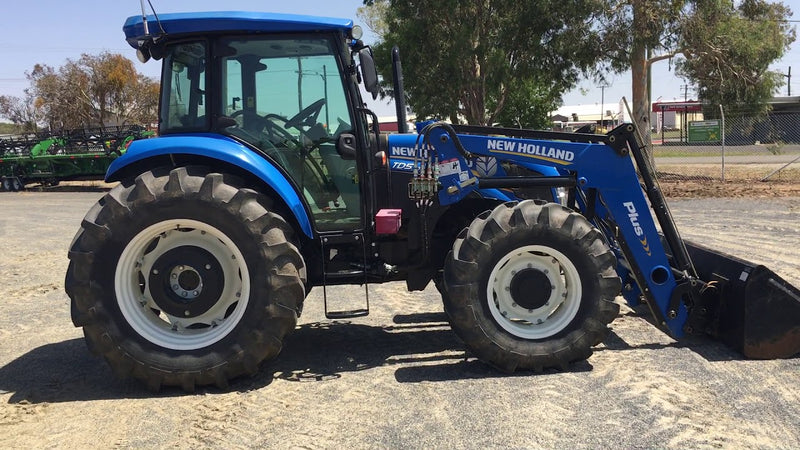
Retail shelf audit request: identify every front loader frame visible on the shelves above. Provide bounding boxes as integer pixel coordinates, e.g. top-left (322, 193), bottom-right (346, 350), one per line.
top-left (411, 120), bottom-right (799, 358)
top-left (415, 122), bottom-right (705, 338)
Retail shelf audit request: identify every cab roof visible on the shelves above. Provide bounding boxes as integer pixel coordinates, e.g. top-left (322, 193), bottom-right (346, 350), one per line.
top-left (123, 11), bottom-right (354, 48)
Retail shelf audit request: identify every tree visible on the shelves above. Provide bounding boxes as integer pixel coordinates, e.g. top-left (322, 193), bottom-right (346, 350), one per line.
top-left (599, 0), bottom-right (690, 143)
top-left (363, 0), bottom-right (603, 127)
top-left (27, 52), bottom-right (159, 130)
top-left (493, 78), bottom-right (564, 129)
top-left (678, 0), bottom-right (795, 116)
top-left (0, 89), bottom-right (43, 133)
top-left (598, 0), bottom-right (794, 144)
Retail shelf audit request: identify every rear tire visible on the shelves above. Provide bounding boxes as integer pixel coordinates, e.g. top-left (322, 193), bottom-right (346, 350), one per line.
top-left (65, 166), bottom-right (306, 391)
top-left (443, 200), bottom-right (620, 371)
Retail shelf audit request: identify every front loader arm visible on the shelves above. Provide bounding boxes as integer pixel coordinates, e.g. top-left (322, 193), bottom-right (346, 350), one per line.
top-left (421, 123), bottom-right (695, 337)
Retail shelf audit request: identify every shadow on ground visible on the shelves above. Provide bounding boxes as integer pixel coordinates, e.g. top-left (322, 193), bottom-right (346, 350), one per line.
top-left (0, 311), bottom-right (579, 403)
top-left (600, 328), bottom-right (746, 362)
top-left (0, 309), bottom-right (755, 404)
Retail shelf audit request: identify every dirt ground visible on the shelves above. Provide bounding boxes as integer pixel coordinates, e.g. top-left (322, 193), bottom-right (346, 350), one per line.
top-left (0, 188), bottom-right (798, 449)
top-left (658, 163), bottom-right (800, 198)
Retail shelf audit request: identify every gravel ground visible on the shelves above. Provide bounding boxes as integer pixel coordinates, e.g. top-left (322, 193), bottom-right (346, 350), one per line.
top-left (0, 191), bottom-right (798, 449)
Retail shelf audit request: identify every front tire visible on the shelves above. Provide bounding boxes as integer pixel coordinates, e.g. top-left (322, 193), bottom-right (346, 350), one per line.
top-left (443, 201), bottom-right (621, 371)
top-left (65, 167), bottom-right (306, 391)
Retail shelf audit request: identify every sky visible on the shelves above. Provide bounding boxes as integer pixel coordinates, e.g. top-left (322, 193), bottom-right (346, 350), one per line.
top-left (2, 0), bottom-right (800, 118)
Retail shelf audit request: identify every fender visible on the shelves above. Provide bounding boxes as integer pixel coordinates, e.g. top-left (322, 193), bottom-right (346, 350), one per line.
top-left (106, 133), bottom-right (313, 238)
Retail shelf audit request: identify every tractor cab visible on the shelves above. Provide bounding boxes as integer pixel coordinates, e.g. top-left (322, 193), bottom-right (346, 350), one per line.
top-left (130, 12), bottom-right (381, 234)
top-left (122, 11), bottom-right (388, 318)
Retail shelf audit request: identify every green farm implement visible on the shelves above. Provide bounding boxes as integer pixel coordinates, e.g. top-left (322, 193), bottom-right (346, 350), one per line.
top-left (0, 125), bottom-right (153, 191)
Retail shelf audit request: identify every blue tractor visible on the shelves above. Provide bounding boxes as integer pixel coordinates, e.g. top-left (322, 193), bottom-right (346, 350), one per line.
top-left (65, 9), bottom-right (800, 391)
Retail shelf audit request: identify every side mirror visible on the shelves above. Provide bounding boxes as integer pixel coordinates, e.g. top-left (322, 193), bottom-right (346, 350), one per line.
top-left (336, 133), bottom-right (358, 160)
top-left (358, 47), bottom-right (379, 100)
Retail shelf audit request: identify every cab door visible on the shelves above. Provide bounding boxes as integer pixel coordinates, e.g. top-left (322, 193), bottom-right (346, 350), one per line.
top-left (217, 35), bottom-right (364, 232)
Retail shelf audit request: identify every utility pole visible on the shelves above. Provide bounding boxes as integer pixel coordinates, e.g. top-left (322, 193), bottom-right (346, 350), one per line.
top-left (783, 67), bottom-right (792, 96)
top-left (598, 82), bottom-right (609, 128)
top-left (680, 84), bottom-right (689, 101)
top-left (679, 84), bottom-right (690, 142)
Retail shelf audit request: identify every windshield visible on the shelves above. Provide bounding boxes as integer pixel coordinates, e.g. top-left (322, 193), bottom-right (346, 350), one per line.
top-left (219, 36), bottom-right (352, 141)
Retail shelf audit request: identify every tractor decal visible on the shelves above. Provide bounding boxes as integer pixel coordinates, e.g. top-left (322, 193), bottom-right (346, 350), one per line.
top-left (389, 145), bottom-right (420, 172)
top-left (471, 156), bottom-right (498, 177)
top-left (486, 139), bottom-right (575, 165)
top-left (624, 201), bottom-right (652, 256)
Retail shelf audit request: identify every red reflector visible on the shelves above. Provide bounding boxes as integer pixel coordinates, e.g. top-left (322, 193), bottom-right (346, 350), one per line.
top-left (375, 209), bottom-right (402, 235)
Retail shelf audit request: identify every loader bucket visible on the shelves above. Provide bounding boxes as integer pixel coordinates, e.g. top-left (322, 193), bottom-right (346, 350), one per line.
top-left (685, 240), bottom-right (800, 359)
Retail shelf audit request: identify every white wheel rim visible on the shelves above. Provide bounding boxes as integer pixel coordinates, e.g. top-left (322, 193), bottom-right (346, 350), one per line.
top-left (115, 219), bottom-right (250, 350)
top-left (486, 245), bottom-right (582, 339)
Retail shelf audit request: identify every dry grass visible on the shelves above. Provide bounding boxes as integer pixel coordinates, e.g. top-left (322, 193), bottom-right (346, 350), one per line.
top-left (657, 164), bottom-right (800, 198)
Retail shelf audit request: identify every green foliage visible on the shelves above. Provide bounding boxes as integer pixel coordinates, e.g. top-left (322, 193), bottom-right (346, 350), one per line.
top-left (492, 79), bottom-right (563, 129)
top-left (677, 0), bottom-right (795, 115)
top-left (366, 0), bottom-right (602, 127)
top-left (599, 0), bottom-right (687, 73)
top-left (596, 0), bottom-right (793, 145)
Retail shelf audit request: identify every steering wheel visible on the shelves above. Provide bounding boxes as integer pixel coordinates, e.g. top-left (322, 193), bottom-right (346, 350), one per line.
top-left (226, 109), bottom-right (338, 207)
top-left (285, 98), bottom-right (326, 129)
top-left (229, 110), bottom-right (299, 146)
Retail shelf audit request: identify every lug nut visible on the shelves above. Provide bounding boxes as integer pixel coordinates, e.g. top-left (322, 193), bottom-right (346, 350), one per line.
top-left (205, 264), bottom-right (211, 270)
top-left (152, 269), bottom-right (159, 275)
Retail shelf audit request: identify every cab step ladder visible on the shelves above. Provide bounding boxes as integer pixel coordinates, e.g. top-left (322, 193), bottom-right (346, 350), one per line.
top-left (321, 233), bottom-right (369, 319)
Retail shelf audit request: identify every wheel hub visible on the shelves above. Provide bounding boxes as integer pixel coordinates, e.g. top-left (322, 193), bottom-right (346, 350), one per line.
top-left (148, 245), bottom-right (224, 318)
top-left (170, 265), bottom-right (203, 299)
top-left (486, 246), bottom-right (582, 339)
top-left (509, 268), bottom-right (553, 310)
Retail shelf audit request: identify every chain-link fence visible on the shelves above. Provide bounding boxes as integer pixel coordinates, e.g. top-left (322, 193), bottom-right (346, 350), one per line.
top-left (650, 110), bottom-right (800, 182)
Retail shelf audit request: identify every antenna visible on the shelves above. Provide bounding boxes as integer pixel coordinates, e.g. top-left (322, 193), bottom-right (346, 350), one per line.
top-left (140, 0), bottom-right (150, 36)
